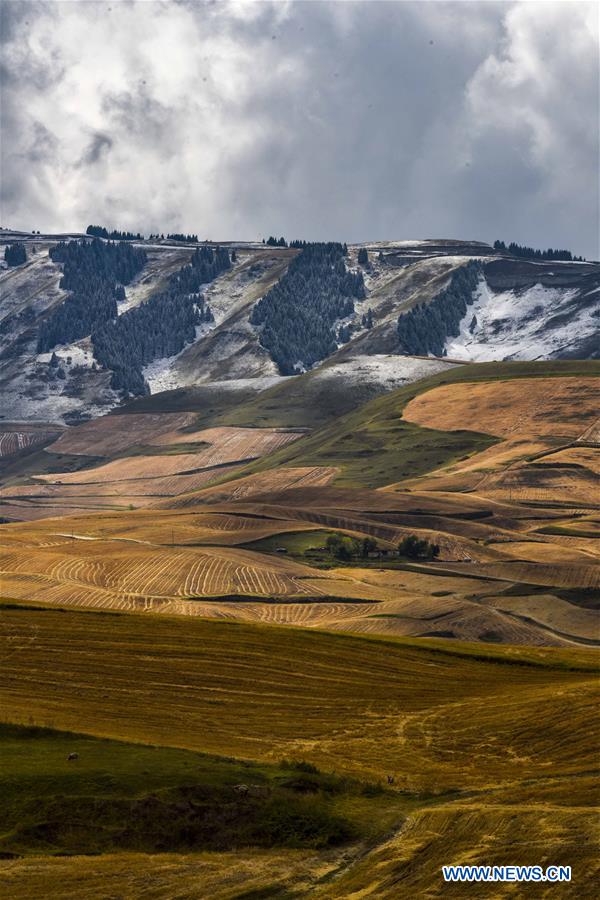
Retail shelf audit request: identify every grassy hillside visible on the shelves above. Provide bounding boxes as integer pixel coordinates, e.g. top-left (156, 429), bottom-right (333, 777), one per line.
top-left (121, 358), bottom-right (600, 432)
top-left (1, 723), bottom-right (402, 859)
top-left (223, 360), bottom-right (600, 488)
top-left (1, 606), bottom-right (598, 897)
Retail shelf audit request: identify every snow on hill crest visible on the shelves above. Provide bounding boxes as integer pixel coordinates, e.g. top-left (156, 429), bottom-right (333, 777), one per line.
top-left (1, 235), bottom-right (598, 424)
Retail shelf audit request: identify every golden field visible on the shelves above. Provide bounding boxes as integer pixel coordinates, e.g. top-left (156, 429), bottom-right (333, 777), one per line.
top-left (1, 607), bottom-right (598, 897)
top-left (0, 361), bottom-right (598, 897)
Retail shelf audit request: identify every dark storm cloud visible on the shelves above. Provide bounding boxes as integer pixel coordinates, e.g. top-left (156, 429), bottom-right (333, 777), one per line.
top-left (1, 0), bottom-right (598, 257)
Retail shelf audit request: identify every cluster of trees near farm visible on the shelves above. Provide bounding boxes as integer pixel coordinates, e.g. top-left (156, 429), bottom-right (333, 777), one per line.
top-left (250, 242), bottom-right (365, 374)
top-left (397, 260), bottom-right (481, 357)
top-left (4, 242), bottom-right (27, 266)
top-left (493, 240), bottom-right (585, 262)
top-left (92, 245), bottom-right (229, 394)
top-left (324, 533), bottom-right (440, 562)
top-left (38, 240), bottom-right (147, 352)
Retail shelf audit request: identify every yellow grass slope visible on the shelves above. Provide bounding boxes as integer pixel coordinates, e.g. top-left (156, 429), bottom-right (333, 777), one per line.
top-left (1, 609), bottom-right (598, 898)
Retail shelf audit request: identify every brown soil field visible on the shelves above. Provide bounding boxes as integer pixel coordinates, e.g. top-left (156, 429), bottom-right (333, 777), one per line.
top-left (2, 464), bottom-right (246, 510)
top-left (2, 464), bottom-right (597, 646)
top-left (539, 445), bottom-right (600, 474)
top-left (477, 458), bottom-right (599, 507)
top-left (483, 592), bottom-right (599, 642)
top-left (402, 376), bottom-right (599, 440)
top-left (2, 519), bottom-right (595, 645)
top-left (47, 412), bottom-right (196, 456)
top-left (2, 373), bottom-right (597, 651)
top-left (0, 508), bottom-right (321, 547)
top-left (487, 540), bottom-right (597, 564)
top-left (163, 466), bottom-right (340, 507)
top-left (37, 427), bottom-right (300, 485)
top-left (436, 559), bottom-right (600, 591)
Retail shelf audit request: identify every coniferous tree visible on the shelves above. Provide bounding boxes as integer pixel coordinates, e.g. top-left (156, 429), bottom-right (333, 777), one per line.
top-left (86, 225), bottom-right (144, 241)
top-left (166, 233), bottom-right (198, 243)
top-left (38, 240), bottom-right (147, 352)
top-left (397, 261), bottom-right (481, 357)
top-left (250, 242), bottom-right (365, 374)
top-left (493, 238), bottom-right (583, 261)
top-left (357, 247), bottom-right (369, 266)
top-left (4, 242), bottom-right (27, 266)
top-left (91, 245), bottom-right (230, 395)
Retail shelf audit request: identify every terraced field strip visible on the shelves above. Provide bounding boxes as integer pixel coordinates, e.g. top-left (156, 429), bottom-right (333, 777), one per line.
top-left (0, 431), bottom-right (58, 457)
top-left (38, 427), bottom-right (302, 485)
top-left (433, 559), bottom-right (600, 590)
top-left (164, 466), bottom-right (339, 507)
top-left (0, 540), bottom-right (360, 603)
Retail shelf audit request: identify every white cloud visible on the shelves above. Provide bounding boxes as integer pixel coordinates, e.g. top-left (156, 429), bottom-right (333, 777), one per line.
top-left (1, 0), bottom-right (597, 257)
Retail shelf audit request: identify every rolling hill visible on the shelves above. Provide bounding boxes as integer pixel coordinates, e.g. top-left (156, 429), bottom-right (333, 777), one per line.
top-left (1, 608), bottom-right (598, 897)
top-left (1, 359), bottom-right (597, 648)
top-left (0, 229), bottom-right (598, 898)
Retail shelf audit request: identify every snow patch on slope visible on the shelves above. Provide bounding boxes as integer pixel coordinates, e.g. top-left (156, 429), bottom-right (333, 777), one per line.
top-left (143, 323), bottom-right (214, 393)
top-left (445, 278), bottom-right (599, 361)
top-left (313, 354), bottom-right (456, 390)
top-left (37, 339), bottom-right (95, 369)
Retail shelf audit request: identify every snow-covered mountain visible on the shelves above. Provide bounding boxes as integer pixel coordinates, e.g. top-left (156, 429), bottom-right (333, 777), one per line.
top-left (1, 232), bottom-right (598, 425)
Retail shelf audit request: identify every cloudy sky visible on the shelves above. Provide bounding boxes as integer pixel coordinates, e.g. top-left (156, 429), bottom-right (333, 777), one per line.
top-left (1, 0), bottom-right (598, 256)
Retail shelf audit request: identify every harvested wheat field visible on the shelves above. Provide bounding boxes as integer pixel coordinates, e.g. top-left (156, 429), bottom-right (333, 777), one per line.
top-left (2, 609), bottom-right (597, 786)
top-left (402, 377), bottom-right (599, 440)
top-left (0, 608), bottom-right (598, 897)
top-left (0, 849), bottom-right (337, 900)
top-left (0, 507), bottom-right (324, 547)
top-left (162, 466), bottom-right (340, 507)
top-left (1, 530), bottom-right (595, 645)
top-left (0, 541), bottom-right (351, 601)
top-left (482, 592), bottom-right (599, 643)
top-left (37, 428), bottom-right (300, 485)
top-left (47, 412), bottom-right (197, 456)
top-left (1, 464), bottom-right (246, 517)
top-left (1, 428), bottom-right (307, 522)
